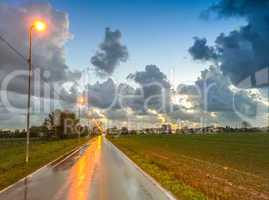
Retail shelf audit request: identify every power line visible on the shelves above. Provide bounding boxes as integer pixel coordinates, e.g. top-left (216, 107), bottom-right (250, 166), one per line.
top-left (0, 34), bottom-right (27, 63)
top-left (0, 33), bottom-right (77, 103)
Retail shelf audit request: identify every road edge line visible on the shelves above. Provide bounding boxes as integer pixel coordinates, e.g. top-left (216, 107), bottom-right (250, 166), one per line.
top-left (0, 139), bottom-right (90, 194)
top-left (106, 137), bottom-right (177, 200)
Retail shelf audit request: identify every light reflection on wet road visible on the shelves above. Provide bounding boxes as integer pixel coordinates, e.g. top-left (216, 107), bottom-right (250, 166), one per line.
top-left (0, 136), bottom-right (174, 200)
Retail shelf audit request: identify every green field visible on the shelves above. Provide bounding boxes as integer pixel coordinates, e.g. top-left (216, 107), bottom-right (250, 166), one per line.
top-left (109, 133), bottom-right (269, 200)
top-left (0, 137), bottom-right (89, 190)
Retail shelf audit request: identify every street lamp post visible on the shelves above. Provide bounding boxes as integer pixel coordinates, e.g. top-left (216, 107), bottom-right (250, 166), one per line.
top-left (26, 20), bottom-right (46, 163)
top-left (77, 96), bottom-right (85, 141)
top-left (78, 105), bottom-right (81, 142)
top-left (77, 96), bottom-right (84, 120)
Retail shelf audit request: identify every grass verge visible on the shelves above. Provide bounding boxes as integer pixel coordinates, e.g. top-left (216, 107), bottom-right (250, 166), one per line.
top-left (0, 137), bottom-right (90, 190)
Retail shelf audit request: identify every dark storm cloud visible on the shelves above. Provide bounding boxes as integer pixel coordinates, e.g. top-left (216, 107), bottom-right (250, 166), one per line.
top-left (0, 2), bottom-right (81, 95)
top-left (0, 2), bottom-right (84, 128)
top-left (195, 67), bottom-right (259, 115)
top-left (177, 84), bottom-right (199, 96)
top-left (84, 78), bottom-right (143, 112)
top-left (170, 66), bottom-right (269, 127)
top-left (175, 67), bottom-right (268, 124)
top-left (127, 65), bottom-right (171, 112)
top-left (87, 78), bottom-right (118, 109)
top-left (57, 83), bottom-right (79, 106)
top-left (81, 66), bottom-right (174, 118)
top-left (188, 37), bottom-right (218, 61)
top-left (128, 65), bottom-right (170, 88)
top-left (208, 0), bottom-right (269, 18)
top-left (190, 0), bottom-right (269, 87)
top-left (105, 109), bottom-right (128, 121)
top-left (91, 27), bottom-right (129, 76)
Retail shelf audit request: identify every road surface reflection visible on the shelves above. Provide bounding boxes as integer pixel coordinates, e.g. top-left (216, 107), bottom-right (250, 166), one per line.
top-left (67, 136), bottom-right (102, 200)
top-left (0, 136), bottom-right (174, 200)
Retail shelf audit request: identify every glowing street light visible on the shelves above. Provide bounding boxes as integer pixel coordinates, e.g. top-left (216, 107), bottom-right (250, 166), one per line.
top-left (33, 20), bottom-right (47, 32)
top-left (25, 19), bottom-right (47, 163)
top-left (77, 96), bottom-right (86, 141)
top-left (78, 96), bottom-right (86, 106)
top-left (77, 96), bottom-right (86, 119)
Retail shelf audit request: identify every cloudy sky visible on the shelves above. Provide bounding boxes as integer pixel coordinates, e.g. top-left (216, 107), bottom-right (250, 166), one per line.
top-left (0, 0), bottom-right (268, 129)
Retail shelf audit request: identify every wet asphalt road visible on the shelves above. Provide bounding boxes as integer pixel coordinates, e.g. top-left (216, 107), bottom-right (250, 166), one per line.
top-left (0, 136), bottom-right (175, 200)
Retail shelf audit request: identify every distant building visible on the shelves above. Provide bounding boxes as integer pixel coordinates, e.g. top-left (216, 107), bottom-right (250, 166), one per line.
top-left (107, 127), bottom-right (119, 135)
top-left (129, 130), bottom-right (138, 135)
top-left (161, 124), bottom-right (172, 134)
top-left (92, 126), bottom-right (102, 135)
top-left (121, 127), bottom-right (129, 135)
top-left (175, 128), bottom-right (182, 134)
